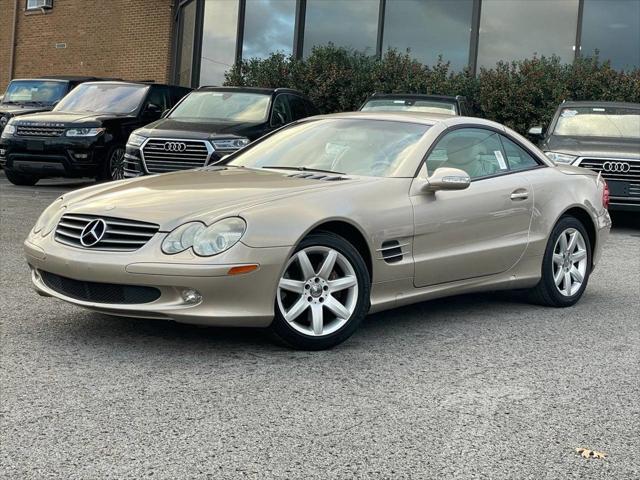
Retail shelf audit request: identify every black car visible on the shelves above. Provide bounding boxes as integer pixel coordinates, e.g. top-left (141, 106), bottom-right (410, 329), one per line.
top-left (0, 76), bottom-right (104, 133)
top-left (0, 81), bottom-right (191, 185)
top-left (359, 93), bottom-right (472, 116)
top-left (123, 86), bottom-right (318, 176)
top-left (529, 101), bottom-right (640, 211)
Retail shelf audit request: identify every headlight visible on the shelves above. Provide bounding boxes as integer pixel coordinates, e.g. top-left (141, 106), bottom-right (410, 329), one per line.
top-left (65, 127), bottom-right (105, 137)
top-left (1, 122), bottom-right (16, 138)
top-left (161, 217), bottom-right (246, 256)
top-left (210, 138), bottom-right (249, 150)
top-left (127, 133), bottom-right (146, 147)
top-left (0, 115), bottom-right (8, 128)
top-left (545, 151), bottom-right (577, 164)
top-left (33, 197), bottom-right (65, 236)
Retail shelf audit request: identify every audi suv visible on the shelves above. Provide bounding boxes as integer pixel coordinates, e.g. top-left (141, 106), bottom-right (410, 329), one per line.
top-left (529, 101), bottom-right (640, 212)
top-left (0, 81), bottom-right (190, 185)
top-left (123, 87), bottom-right (318, 177)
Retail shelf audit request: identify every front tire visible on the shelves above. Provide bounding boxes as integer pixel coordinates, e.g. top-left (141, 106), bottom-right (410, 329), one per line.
top-left (97, 144), bottom-right (126, 181)
top-left (529, 215), bottom-right (592, 307)
top-left (4, 169), bottom-right (39, 186)
top-left (270, 232), bottom-right (370, 350)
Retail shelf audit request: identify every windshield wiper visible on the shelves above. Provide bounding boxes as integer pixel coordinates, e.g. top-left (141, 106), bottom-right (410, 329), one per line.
top-left (261, 166), bottom-right (345, 175)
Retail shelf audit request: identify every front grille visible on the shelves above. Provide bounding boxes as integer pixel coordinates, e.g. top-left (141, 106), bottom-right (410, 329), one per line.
top-left (142, 139), bottom-right (210, 173)
top-left (16, 125), bottom-right (65, 137)
top-left (578, 158), bottom-right (640, 182)
top-left (41, 270), bottom-right (160, 304)
top-left (55, 214), bottom-right (159, 251)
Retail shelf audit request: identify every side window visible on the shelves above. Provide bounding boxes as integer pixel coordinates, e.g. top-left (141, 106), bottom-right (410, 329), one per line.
top-left (271, 95), bottom-right (292, 126)
top-left (426, 128), bottom-right (508, 180)
top-left (500, 136), bottom-right (540, 171)
top-left (145, 86), bottom-right (170, 111)
top-left (287, 95), bottom-right (308, 120)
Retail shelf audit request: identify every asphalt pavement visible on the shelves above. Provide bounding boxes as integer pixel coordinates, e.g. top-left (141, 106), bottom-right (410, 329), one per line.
top-left (1, 174), bottom-right (638, 479)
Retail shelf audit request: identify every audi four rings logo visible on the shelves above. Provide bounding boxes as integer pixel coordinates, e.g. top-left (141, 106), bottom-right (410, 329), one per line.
top-left (80, 219), bottom-right (107, 247)
top-left (603, 161), bottom-right (631, 173)
top-left (164, 142), bottom-right (187, 152)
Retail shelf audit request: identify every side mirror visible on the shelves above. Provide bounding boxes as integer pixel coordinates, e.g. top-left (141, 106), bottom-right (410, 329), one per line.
top-left (271, 112), bottom-right (286, 128)
top-left (144, 103), bottom-right (162, 117)
top-left (528, 126), bottom-right (544, 137)
top-left (161, 109), bottom-right (170, 118)
top-left (424, 167), bottom-right (470, 192)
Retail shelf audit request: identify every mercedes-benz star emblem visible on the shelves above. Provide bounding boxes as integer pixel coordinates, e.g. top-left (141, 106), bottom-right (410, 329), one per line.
top-left (80, 219), bottom-right (107, 247)
top-left (603, 161), bottom-right (631, 173)
top-left (164, 142), bottom-right (187, 152)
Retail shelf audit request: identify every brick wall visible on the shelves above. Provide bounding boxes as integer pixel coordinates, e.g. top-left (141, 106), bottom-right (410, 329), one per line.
top-left (1, 0), bottom-right (175, 92)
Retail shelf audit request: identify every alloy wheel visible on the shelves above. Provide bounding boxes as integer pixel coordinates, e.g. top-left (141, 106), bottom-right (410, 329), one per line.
top-left (277, 246), bottom-right (359, 337)
top-left (552, 227), bottom-right (588, 297)
top-left (110, 147), bottom-right (126, 180)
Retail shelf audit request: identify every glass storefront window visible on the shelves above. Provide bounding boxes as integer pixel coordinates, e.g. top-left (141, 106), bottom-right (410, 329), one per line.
top-left (581, 0), bottom-right (640, 70)
top-left (176, 0), bottom-right (197, 87)
top-left (477, 0), bottom-right (579, 69)
top-left (303, 0), bottom-right (379, 57)
top-left (199, 0), bottom-right (239, 86)
top-left (243, 0), bottom-right (296, 59)
top-left (383, 0), bottom-right (473, 70)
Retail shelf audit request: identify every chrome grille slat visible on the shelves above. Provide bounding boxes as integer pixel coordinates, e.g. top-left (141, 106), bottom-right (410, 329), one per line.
top-left (55, 214), bottom-right (159, 251)
top-left (141, 138), bottom-right (210, 174)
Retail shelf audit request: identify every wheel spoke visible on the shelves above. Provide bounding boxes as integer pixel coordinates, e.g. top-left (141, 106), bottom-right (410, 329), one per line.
top-left (328, 275), bottom-right (357, 292)
top-left (559, 232), bottom-right (568, 252)
top-left (552, 253), bottom-right (564, 265)
top-left (554, 267), bottom-right (564, 286)
top-left (325, 295), bottom-right (350, 320)
top-left (284, 297), bottom-right (308, 322)
top-left (570, 266), bottom-right (584, 283)
top-left (310, 304), bottom-right (324, 335)
top-left (297, 250), bottom-right (315, 279)
top-left (563, 271), bottom-right (572, 295)
top-left (317, 249), bottom-right (337, 279)
top-left (279, 278), bottom-right (305, 294)
top-left (567, 231), bottom-right (578, 253)
top-left (572, 249), bottom-right (587, 262)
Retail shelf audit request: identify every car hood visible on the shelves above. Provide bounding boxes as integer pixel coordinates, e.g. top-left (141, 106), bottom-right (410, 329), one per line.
top-left (544, 135), bottom-right (640, 160)
top-left (13, 111), bottom-right (135, 127)
top-left (138, 118), bottom-right (264, 140)
top-left (0, 104), bottom-right (52, 116)
top-left (61, 167), bottom-right (362, 229)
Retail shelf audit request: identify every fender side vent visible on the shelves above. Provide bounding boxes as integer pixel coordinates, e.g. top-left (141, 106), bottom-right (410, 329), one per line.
top-left (379, 240), bottom-right (403, 264)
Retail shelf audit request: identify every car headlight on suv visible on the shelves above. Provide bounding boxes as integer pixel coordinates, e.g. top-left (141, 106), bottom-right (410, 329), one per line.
top-left (127, 132), bottom-right (147, 147)
top-left (65, 127), bottom-right (105, 137)
top-left (0, 115), bottom-right (9, 129)
top-left (545, 151), bottom-right (577, 164)
top-left (33, 197), bottom-right (65, 236)
top-left (1, 119), bottom-right (16, 138)
top-left (162, 217), bottom-right (246, 256)
top-left (210, 137), bottom-right (250, 150)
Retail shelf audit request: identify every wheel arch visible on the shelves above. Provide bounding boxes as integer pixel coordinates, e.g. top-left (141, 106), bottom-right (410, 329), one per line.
top-left (558, 206), bottom-right (597, 266)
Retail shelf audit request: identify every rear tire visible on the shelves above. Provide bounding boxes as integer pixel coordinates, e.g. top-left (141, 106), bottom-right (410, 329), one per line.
top-left (528, 215), bottom-right (592, 307)
top-left (270, 232), bottom-right (370, 350)
top-left (4, 169), bottom-right (39, 186)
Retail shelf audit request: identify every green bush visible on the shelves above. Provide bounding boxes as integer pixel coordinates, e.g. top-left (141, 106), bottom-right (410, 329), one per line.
top-left (225, 45), bottom-right (640, 135)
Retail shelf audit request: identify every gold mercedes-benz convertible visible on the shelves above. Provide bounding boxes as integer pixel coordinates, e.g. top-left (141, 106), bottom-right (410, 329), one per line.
top-left (24, 112), bottom-right (611, 349)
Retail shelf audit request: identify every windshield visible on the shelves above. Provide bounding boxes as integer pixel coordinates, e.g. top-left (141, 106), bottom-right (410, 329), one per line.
top-left (361, 98), bottom-right (458, 115)
top-left (553, 106), bottom-right (640, 138)
top-left (2, 80), bottom-right (68, 105)
top-left (169, 91), bottom-right (271, 122)
top-left (54, 83), bottom-right (149, 114)
top-left (228, 118), bottom-right (430, 177)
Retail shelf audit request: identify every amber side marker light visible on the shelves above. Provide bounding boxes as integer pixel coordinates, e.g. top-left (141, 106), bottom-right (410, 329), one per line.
top-left (228, 264), bottom-right (259, 275)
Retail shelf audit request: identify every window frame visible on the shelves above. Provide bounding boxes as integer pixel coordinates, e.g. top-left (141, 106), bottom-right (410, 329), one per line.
top-left (417, 124), bottom-right (547, 181)
top-left (26, 0), bottom-right (52, 11)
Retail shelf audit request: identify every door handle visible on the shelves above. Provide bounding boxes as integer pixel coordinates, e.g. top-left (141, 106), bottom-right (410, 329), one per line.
top-left (510, 190), bottom-right (529, 201)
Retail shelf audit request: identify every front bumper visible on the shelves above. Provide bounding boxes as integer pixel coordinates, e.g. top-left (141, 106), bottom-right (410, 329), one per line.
top-left (24, 233), bottom-right (291, 327)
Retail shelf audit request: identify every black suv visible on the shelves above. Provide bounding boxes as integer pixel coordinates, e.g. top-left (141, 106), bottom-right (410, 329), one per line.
top-left (360, 93), bottom-right (472, 116)
top-left (0, 76), bottom-right (104, 133)
top-left (529, 101), bottom-right (640, 212)
top-left (123, 86), bottom-right (318, 176)
top-left (0, 81), bottom-right (191, 185)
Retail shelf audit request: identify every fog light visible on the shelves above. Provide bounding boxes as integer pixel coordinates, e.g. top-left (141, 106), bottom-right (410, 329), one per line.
top-left (73, 152), bottom-right (89, 159)
top-left (181, 288), bottom-right (202, 304)
top-left (0, 149), bottom-right (6, 156)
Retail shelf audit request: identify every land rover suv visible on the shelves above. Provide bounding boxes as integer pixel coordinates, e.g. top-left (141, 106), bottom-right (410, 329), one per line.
top-left (0, 81), bottom-right (191, 185)
top-left (123, 87), bottom-right (318, 176)
top-left (529, 101), bottom-right (640, 211)
top-left (0, 76), bottom-right (104, 133)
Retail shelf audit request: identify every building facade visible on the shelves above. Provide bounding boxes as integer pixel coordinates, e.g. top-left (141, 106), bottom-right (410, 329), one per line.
top-left (2, 0), bottom-right (639, 92)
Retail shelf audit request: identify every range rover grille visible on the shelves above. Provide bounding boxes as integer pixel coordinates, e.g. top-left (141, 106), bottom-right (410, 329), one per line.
top-left (578, 158), bottom-right (640, 183)
top-left (16, 125), bottom-right (65, 137)
top-left (55, 214), bottom-right (159, 251)
top-left (142, 139), bottom-right (210, 173)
